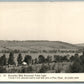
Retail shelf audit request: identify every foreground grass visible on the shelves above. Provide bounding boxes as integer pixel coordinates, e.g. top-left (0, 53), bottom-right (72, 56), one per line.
top-left (0, 62), bottom-right (71, 73)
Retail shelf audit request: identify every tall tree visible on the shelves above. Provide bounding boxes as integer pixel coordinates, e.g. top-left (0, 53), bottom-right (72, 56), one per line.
top-left (35, 58), bottom-right (38, 64)
top-left (17, 53), bottom-right (22, 65)
top-left (38, 55), bottom-right (45, 63)
top-left (8, 52), bottom-right (15, 65)
top-left (0, 54), bottom-right (6, 66)
top-left (46, 56), bottom-right (52, 63)
top-left (24, 55), bottom-right (32, 65)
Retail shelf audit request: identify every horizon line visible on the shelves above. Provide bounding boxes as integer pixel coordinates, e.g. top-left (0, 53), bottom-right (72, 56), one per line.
top-left (0, 40), bottom-right (82, 44)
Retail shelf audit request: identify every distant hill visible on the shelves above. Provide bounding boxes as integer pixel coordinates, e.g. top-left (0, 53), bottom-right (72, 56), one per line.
top-left (76, 43), bottom-right (84, 47)
top-left (0, 40), bottom-right (81, 51)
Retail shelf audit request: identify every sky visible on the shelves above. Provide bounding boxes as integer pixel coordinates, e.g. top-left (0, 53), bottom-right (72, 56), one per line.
top-left (0, 2), bottom-right (84, 44)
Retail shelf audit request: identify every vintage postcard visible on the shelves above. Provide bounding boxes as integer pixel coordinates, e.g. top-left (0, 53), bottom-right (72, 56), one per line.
top-left (0, 1), bottom-right (84, 82)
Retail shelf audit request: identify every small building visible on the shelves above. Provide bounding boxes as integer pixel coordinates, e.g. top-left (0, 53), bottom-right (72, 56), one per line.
top-left (22, 62), bottom-right (27, 66)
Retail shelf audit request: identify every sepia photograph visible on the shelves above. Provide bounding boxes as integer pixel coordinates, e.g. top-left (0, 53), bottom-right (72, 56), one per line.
top-left (0, 2), bottom-right (84, 74)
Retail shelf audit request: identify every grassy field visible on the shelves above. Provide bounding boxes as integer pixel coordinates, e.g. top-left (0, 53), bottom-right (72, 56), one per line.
top-left (0, 40), bottom-right (81, 52)
top-left (2, 62), bottom-right (71, 73)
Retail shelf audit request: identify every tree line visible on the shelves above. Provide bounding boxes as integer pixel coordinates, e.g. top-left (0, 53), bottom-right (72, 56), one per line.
top-left (0, 51), bottom-right (84, 73)
top-left (0, 49), bottom-right (80, 53)
top-left (0, 52), bottom-right (81, 66)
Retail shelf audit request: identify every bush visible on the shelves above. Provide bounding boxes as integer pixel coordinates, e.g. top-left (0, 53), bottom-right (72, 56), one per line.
top-left (69, 61), bottom-right (83, 73)
top-left (21, 66), bottom-right (33, 73)
top-left (39, 64), bottom-right (49, 73)
top-left (0, 66), bottom-right (7, 73)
